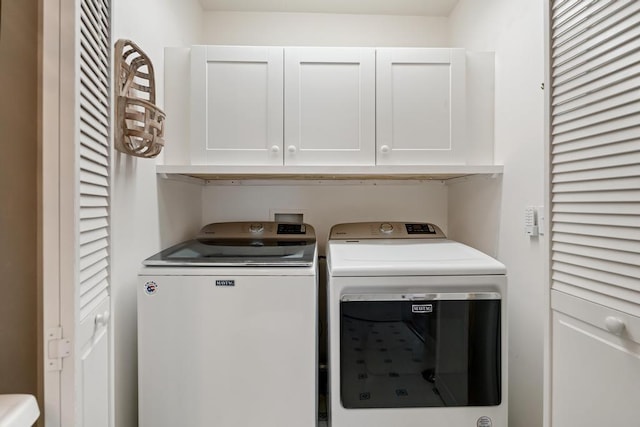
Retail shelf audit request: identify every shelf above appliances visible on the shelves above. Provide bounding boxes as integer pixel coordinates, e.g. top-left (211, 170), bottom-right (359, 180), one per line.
top-left (157, 164), bottom-right (503, 183)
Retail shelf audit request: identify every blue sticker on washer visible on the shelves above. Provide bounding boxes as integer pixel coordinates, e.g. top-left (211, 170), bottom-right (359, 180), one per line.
top-left (144, 281), bottom-right (158, 295)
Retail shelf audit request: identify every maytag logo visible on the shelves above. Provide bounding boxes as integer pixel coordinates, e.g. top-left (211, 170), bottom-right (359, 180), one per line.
top-left (215, 280), bottom-right (235, 287)
top-left (412, 304), bottom-right (433, 314)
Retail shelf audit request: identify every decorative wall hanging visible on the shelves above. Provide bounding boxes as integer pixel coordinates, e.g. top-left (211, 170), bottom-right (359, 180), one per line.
top-left (114, 39), bottom-right (165, 158)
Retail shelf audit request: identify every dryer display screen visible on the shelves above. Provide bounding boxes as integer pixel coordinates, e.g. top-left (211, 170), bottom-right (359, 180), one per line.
top-left (340, 297), bottom-right (501, 409)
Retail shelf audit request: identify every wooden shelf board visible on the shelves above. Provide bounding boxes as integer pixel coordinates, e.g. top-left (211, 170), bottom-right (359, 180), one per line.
top-left (156, 164), bottom-right (504, 182)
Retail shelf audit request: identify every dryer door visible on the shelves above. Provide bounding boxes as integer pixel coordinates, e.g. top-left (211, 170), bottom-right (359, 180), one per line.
top-left (339, 292), bottom-right (501, 409)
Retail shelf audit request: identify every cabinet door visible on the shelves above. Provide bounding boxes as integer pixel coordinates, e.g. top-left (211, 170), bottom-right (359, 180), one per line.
top-left (551, 291), bottom-right (640, 426)
top-left (191, 46), bottom-right (284, 165)
top-left (377, 48), bottom-right (466, 165)
top-left (284, 48), bottom-right (375, 166)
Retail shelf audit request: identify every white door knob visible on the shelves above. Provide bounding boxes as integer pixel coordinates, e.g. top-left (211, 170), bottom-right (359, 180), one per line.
top-left (95, 311), bottom-right (110, 327)
top-left (605, 316), bottom-right (625, 335)
top-left (287, 145), bottom-right (297, 153)
top-left (380, 145), bottom-right (390, 153)
top-left (270, 145), bottom-right (280, 153)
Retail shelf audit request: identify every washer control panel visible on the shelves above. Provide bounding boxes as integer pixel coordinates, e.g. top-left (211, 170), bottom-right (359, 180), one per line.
top-left (197, 222), bottom-right (315, 240)
top-left (329, 222), bottom-right (446, 240)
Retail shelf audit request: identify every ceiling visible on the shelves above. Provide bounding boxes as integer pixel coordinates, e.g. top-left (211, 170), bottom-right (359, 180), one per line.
top-left (199, 0), bottom-right (460, 16)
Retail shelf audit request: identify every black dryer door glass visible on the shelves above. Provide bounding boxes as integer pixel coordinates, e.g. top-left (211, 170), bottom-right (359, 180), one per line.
top-left (340, 294), bottom-right (501, 409)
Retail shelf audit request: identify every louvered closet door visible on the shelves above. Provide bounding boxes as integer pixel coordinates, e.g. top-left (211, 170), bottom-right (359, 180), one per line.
top-left (79, 0), bottom-right (110, 321)
top-left (549, 1), bottom-right (640, 425)
top-left (550, 0), bottom-right (640, 315)
top-left (79, 0), bottom-right (111, 423)
top-left (62, 0), bottom-right (112, 425)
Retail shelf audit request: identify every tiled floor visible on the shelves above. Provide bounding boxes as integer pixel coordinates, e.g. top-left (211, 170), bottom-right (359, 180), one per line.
top-left (340, 316), bottom-right (442, 408)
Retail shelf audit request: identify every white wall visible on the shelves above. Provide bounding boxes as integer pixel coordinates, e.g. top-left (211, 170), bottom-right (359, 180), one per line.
top-left (447, 175), bottom-right (503, 257)
top-left (448, 1), bottom-right (546, 426)
top-left (112, 2), bottom-right (203, 426)
top-left (202, 11), bottom-right (448, 46)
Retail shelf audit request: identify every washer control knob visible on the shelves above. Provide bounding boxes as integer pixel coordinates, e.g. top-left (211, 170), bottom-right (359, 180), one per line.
top-left (249, 223), bottom-right (264, 233)
top-left (379, 223), bottom-right (394, 233)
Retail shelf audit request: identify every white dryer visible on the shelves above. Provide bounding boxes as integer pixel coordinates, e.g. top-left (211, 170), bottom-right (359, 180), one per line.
top-left (138, 222), bottom-right (318, 427)
top-left (326, 222), bottom-right (507, 427)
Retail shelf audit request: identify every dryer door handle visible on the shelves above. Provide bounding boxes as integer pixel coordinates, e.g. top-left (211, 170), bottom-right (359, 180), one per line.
top-left (341, 292), bottom-right (502, 302)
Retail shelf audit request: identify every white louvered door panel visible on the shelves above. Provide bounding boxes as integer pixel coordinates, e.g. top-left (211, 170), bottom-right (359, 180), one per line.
top-left (57, 0), bottom-right (113, 426)
top-left (77, 0), bottom-right (112, 425)
top-left (550, 0), bottom-right (640, 317)
top-left (78, 0), bottom-right (110, 321)
top-left (548, 3), bottom-right (640, 426)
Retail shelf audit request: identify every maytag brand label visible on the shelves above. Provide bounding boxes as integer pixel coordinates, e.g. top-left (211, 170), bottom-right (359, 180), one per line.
top-left (215, 280), bottom-right (235, 287)
top-left (411, 304), bottom-right (433, 314)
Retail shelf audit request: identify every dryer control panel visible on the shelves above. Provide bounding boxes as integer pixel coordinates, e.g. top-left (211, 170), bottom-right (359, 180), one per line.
top-left (329, 222), bottom-right (446, 240)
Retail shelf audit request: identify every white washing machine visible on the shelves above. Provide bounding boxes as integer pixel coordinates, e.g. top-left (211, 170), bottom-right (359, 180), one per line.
top-left (326, 222), bottom-right (507, 427)
top-left (138, 222), bottom-right (318, 427)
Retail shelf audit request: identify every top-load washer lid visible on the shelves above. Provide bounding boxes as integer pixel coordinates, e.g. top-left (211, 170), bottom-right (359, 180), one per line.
top-left (143, 222), bottom-right (316, 267)
top-left (327, 222), bottom-right (506, 276)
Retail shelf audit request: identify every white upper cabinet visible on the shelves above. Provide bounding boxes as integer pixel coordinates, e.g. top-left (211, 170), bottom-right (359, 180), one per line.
top-left (284, 48), bottom-right (376, 166)
top-left (172, 45), bottom-right (494, 171)
top-left (190, 46), bottom-right (284, 165)
top-left (376, 48), bottom-right (467, 165)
